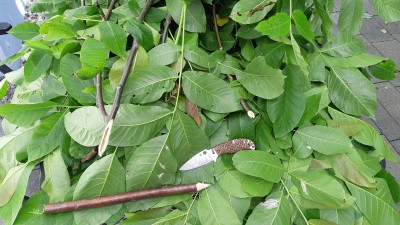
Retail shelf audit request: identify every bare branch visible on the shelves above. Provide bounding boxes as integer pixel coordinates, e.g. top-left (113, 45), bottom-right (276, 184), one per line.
top-left (96, 0), bottom-right (105, 20)
top-left (104, 0), bottom-right (118, 20)
top-left (212, 4), bottom-right (223, 50)
top-left (95, 74), bottom-right (108, 121)
top-left (240, 99), bottom-right (255, 119)
top-left (162, 13), bottom-right (172, 44)
top-left (81, 147), bottom-right (98, 163)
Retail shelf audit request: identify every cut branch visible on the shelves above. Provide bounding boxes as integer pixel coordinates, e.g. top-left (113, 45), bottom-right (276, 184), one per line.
top-left (44, 183), bottom-right (210, 214)
top-left (240, 98), bottom-right (255, 119)
top-left (161, 13), bottom-right (172, 44)
top-left (212, 4), bottom-right (223, 50)
top-left (108, 0), bottom-right (153, 121)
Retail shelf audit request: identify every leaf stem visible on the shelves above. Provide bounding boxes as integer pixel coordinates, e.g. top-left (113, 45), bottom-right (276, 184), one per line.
top-left (280, 179), bottom-right (309, 225)
top-left (183, 192), bottom-right (198, 224)
top-left (212, 4), bottom-right (223, 50)
top-left (161, 13), bottom-right (172, 44)
top-left (174, 3), bottom-right (185, 45)
top-left (108, 0), bottom-right (153, 121)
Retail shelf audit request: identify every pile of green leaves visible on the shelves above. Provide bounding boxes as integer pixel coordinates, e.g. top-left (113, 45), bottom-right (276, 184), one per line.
top-left (0, 0), bottom-right (400, 224)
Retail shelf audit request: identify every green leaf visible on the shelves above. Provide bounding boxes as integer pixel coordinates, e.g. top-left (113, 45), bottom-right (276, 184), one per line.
top-left (338, 0), bottom-right (364, 35)
top-left (376, 169), bottom-right (400, 203)
top-left (228, 112), bottom-right (255, 140)
top-left (267, 65), bottom-right (306, 137)
top-left (246, 191), bottom-right (291, 225)
top-left (370, 0), bottom-right (400, 22)
top-left (64, 105), bottom-right (172, 146)
top-left (168, 111), bottom-right (210, 166)
top-left (201, 31), bottom-right (236, 51)
top-left (197, 185), bottom-right (242, 225)
top-left (233, 151), bottom-right (285, 183)
top-left (166, 0), bottom-right (206, 32)
top-left (122, 65), bottom-right (178, 104)
top-left (234, 56), bottom-right (285, 99)
top-left (153, 209), bottom-right (186, 224)
top-left (126, 135), bottom-right (177, 191)
top-left (0, 79), bottom-right (8, 99)
top-left (0, 102), bottom-right (59, 127)
top-left (183, 71), bottom-right (241, 113)
top-left (51, 39), bottom-right (80, 59)
top-left (125, 18), bottom-right (154, 50)
top-left (369, 59), bottom-right (397, 80)
top-left (293, 125), bottom-right (353, 155)
top-left (73, 154), bottom-right (125, 225)
top-left (328, 67), bottom-right (376, 117)
top-left (41, 149), bottom-right (70, 202)
top-left (183, 45), bottom-right (213, 69)
top-left (39, 22), bottom-right (76, 41)
top-left (313, 0), bottom-right (333, 38)
top-left (231, 0), bottom-right (278, 24)
top-left (291, 170), bottom-right (348, 208)
top-left (256, 13), bottom-right (290, 37)
top-left (308, 219), bottom-right (338, 225)
top-left (24, 50), bottom-right (52, 82)
top-left (99, 21), bottom-right (127, 57)
top-left (242, 176), bottom-right (273, 197)
top-left (123, 207), bottom-right (170, 225)
top-left (28, 111), bottom-right (67, 161)
top-left (259, 42), bottom-right (286, 69)
top-left (76, 38), bottom-right (108, 80)
top-left (292, 10), bottom-right (315, 41)
top-left (322, 34), bottom-right (365, 57)
top-left (320, 208), bottom-right (356, 225)
top-left (148, 43), bottom-right (181, 65)
top-left (0, 163), bottom-right (35, 225)
top-left (323, 53), bottom-right (386, 68)
top-left (347, 180), bottom-right (400, 225)
top-left (8, 22), bottom-right (40, 40)
top-left (217, 170), bottom-right (252, 198)
top-left (59, 54), bottom-right (96, 104)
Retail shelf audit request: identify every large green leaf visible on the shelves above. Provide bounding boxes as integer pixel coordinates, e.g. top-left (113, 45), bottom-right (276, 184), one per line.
top-left (292, 10), bottom-right (315, 41)
top-left (291, 170), bottom-right (349, 208)
top-left (233, 151), bottom-right (284, 183)
top-left (125, 18), bottom-right (154, 50)
top-left (217, 169), bottom-right (252, 198)
top-left (125, 135), bottom-right (177, 191)
top-left (242, 176), bottom-right (273, 197)
top-left (369, 59), bottom-right (397, 80)
top-left (0, 102), bottom-right (59, 127)
top-left (183, 45), bottom-right (214, 69)
top-left (322, 34), bottom-right (365, 57)
top-left (73, 154), bottom-right (125, 225)
top-left (347, 180), bottom-right (400, 225)
top-left (197, 185), bottom-right (242, 225)
top-left (313, 0), bottom-right (333, 38)
top-left (39, 21), bottom-right (76, 41)
top-left (153, 209), bottom-right (186, 224)
top-left (338, 0), bottom-right (364, 35)
top-left (27, 111), bottom-right (67, 161)
top-left (8, 22), bottom-right (40, 40)
top-left (370, 0), bottom-right (400, 22)
top-left (99, 21), bottom-right (127, 57)
top-left (320, 208), bottom-right (356, 225)
top-left (122, 65), bottom-right (178, 104)
top-left (59, 54), bottom-right (96, 104)
top-left (148, 43), bottom-right (181, 66)
top-left (323, 53), bottom-right (385, 68)
top-left (41, 149), bottom-right (70, 203)
top-left (166, 0), bottom-right (206, 32)
top-left (168, 111), bottom-right (210, 166)
top-left (328, 67), bottom-right (376, 117)
top-left (292, 125), bottom-right (353, 155)
top-left (267, 65), bottom-right (306, 137)
top-left (246, 191), bottom-right (291, 225)
top-left (231, 0), bottom-right (277, 24)
top-left (24, 50), bottom-right (52, 82)
top-left (234, 56), bottom-right (285, 99)
top-left (76, 38), bottom-right (108, 80)
top-left (0, 163), bottom-right (34, 225)
top-left (64, 105), bottom-right (172, 147)
top-left (228, 112), bottom-right (255, 140)
top-left (183, 71), bottom-right (241, 113)
top-left (256, 13), bottom-right (290, 37)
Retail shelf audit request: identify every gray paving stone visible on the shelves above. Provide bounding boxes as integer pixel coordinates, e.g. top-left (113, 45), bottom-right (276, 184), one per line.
top-left (373, 100), bottom-right (400, 141)
top-left (385, 140), bottom-right (400, 183)
top-left (390, 71), bottom-right (400, 87)
top-left (393, 33), bottom-right (400, 42)
top-left (331, 12), bottom-right (339, 25)
top-left (361, 18), bottom-right (395, 43)
top-left (373, 16), bottom-right (400, 34)
top-left (25, 169), bottom-right (42, 197)
top-left (372, 40), bottom-right (400, 69)
top-left (364, 0), bottom-right (377, 16)
top-left (359, 34), bottom-right (383, 56)
top-left (363, 116), bottom-right (382, 134)
top-left (375, 82), bottom-right (400, 132)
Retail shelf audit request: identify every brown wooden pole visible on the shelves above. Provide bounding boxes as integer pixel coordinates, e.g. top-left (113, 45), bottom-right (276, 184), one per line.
top-left (43, 183), bottom-right (210, 214)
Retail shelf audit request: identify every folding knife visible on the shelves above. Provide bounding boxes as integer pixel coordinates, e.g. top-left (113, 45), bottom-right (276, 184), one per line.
top-left (179, 138), bottom-right (256, 171)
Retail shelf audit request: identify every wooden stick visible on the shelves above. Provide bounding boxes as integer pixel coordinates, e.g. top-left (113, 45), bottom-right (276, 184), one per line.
top-left (212, 4), bottom-right (223, 50)
top-left (43, 183), bottom-right (210, 214)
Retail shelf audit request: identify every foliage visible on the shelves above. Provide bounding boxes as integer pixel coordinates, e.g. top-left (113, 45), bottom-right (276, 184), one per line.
top-left (1, 0), bottom-right (400, 224)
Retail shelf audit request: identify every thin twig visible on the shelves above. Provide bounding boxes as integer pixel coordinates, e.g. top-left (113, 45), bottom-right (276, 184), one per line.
top-left (240, 99), bottom-right (255, 119)
top-left (226, 74), bottom-right (234, 82)
top-left (104, 0), bottom-right (118, 20)
top-left (212, 4), bottom-right (223, 50)
top-left (161, 13), bottom-right (172, 44)
top-left (81, 147), bottom-right (98, 163)
top-left (95, 73), bottom-right (108, 121)
top-left (96, 0), bottom-right (105, 20)
top-left (108, 0), bottom-right (153, 121)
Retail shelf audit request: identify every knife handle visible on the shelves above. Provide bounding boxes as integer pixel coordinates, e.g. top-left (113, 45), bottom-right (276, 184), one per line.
top-left (212, 138), bottom-right (255, 155)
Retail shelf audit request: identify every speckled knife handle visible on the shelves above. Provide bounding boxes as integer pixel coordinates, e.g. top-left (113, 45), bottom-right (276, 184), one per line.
top-left (212, 138), bottom-right (256, 155)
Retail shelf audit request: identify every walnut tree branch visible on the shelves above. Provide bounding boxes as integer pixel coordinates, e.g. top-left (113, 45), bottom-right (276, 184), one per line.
top-left (212, 4), bottom-right (223, 50)
top-left (161, 13), bottom-right (172, 44)
top-left (95, 74), bottom-right (108, 121)
top-left (96, 0), bottom-right (105, 20)
top-left (108, 0), bottom-right (153, 121)
top-left (104, 0), bottom-right (118, 20)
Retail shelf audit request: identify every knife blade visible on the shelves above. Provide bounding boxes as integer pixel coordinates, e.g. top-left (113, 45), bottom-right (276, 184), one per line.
top-left (179, 138), bottom-right (255, 171)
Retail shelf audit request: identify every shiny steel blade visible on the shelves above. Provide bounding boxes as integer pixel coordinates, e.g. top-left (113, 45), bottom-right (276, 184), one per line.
top-left (179, 149), bottom-right (218, 171)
